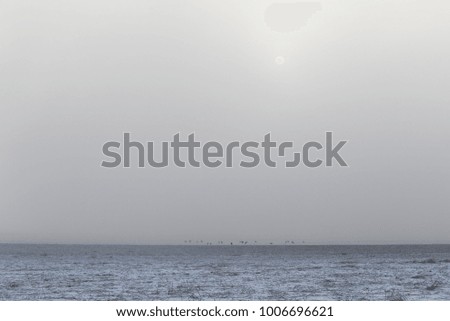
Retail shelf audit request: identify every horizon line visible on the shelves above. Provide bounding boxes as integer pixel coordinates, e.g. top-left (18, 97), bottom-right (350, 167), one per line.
top-left (1, 242), bottom-right (449, 247)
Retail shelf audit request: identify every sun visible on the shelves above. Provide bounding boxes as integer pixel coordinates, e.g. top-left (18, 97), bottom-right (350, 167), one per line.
top-left (275, 56), bottom-right (285, 65)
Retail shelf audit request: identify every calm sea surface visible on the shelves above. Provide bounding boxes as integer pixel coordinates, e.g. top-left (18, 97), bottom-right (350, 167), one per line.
top-left (0, 244), bottom-right (449, 300)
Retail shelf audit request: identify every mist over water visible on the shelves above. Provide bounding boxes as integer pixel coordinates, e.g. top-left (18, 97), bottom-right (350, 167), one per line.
top-left (1, 244), bottom-right (449, 301)
top-left (1, 0), bottom-right (450, 246)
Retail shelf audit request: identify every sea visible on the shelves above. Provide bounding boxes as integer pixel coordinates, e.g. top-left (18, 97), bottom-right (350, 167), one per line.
top-left (0, 244), bottom-right (449, 301)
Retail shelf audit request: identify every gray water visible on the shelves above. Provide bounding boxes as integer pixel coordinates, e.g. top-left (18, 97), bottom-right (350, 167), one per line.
top-left (0, 244), bottom-right (449, 300)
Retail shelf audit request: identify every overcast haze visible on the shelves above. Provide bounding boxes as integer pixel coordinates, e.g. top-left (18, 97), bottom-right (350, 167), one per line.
top-left (1, 0), bottom-right (449, 245)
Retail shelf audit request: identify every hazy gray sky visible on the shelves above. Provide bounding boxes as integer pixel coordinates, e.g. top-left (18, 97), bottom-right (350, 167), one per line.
top-left (1, 0), bottom-right (449, 244)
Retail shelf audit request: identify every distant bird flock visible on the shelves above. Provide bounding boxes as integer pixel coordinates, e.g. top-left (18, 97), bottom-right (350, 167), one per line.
top-left (183, 240), bottom-right (302, 245)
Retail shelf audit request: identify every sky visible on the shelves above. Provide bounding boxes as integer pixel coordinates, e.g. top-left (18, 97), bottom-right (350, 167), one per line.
top-left (0, 0), bottom-right (449, 245)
